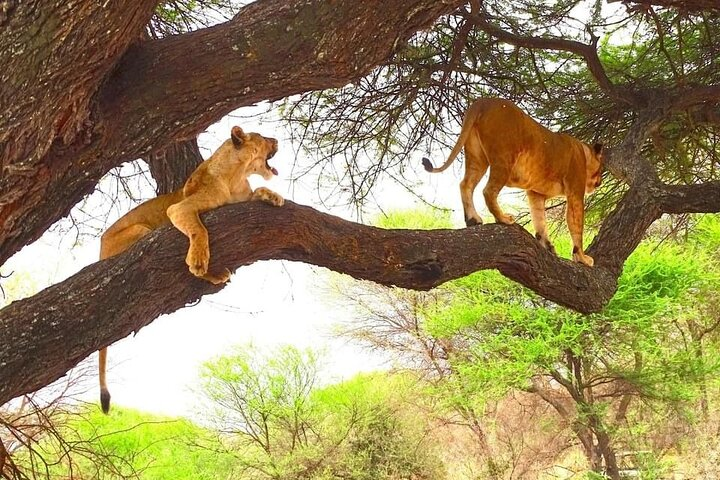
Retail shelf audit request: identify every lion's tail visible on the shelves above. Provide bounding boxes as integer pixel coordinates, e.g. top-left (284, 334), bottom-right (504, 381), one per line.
top-left (98, 241), bottom-right (114, 414)
top-left (99, 347), bottom-right (111, 413)
top-left (422, 105), bottom-right (480, 173)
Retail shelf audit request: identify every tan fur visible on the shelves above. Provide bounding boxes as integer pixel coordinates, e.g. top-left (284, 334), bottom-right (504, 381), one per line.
top-left (97, 126), bottom-right (283, 413)
top-left (422, 98), bottom-right (603, 266)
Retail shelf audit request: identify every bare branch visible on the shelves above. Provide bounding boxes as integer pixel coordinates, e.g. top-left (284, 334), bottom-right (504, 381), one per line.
top-left (466, 13), bottom-right (638, 106)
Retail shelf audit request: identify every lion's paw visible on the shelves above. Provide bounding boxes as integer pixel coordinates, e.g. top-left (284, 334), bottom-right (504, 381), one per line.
top-left (202, 268), bottom-right (231, 285)
top-left (496, 213), bottom-right (515, 225)
top-left (187, 243), bottom-right (210, 277)
top-left (573, 251), bottom-right (594, 267)
top-left (254, 187), bottom-right (284, 207)
top-left (536, 234), bottom-right (557, 255)
top-left (465, 216), bottom-right (483, 227)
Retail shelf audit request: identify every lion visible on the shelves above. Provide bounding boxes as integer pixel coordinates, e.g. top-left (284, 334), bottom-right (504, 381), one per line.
top-left (422, 97), bottom-right (603, 267)
top-left (97, 126), bottom-right (284, 413)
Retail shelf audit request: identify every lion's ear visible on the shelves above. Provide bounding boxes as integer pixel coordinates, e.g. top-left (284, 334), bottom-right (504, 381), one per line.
top-left (231, 126), bottom-right (246, 148)
top-left (593, 143), bottom-right (604, 155)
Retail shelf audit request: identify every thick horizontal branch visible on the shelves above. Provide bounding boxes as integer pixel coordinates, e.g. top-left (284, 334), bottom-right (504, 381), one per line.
top-left (668, 85), bottom-right (720, 111)
top-left (3, 157), bottom-right (720, 405)
top-left (0, 0), bottom-right (463, 267)
top-left (658, 181), bottom-right (720, 213)
top-left (98, 0), bottom-right (464, 150)
top-left (0, 200), bottom-right (619, 406)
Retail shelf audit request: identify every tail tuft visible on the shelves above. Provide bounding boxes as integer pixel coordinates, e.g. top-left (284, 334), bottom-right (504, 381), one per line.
top-left (100, 388), bottom-right (111, 414)
top-left (421, 157), bottom-right (434, 172)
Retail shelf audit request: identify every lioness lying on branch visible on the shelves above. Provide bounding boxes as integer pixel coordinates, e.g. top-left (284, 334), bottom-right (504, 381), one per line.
top-left (97, 126), bottom-right (283, 413)
top-left (423, 97), bottom-right (603, 267)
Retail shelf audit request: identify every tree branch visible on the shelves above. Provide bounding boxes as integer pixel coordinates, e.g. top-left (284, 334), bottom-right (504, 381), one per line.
top-left (0, 200), bottom-right (612, 405)
top-left (668, 85), bottom-right (720, 111)
top-left (658, 181), bottom-right (720, 213)
top-left (0, 0), bottom-right (464, 267)
top-left (467, 13), bottom-right (638, 106)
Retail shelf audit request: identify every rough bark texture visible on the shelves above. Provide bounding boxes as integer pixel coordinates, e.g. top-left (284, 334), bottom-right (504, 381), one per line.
top-left (145, 138), bottom-right (204, 195)
top-left (0, 0), bottom-right (463, 267)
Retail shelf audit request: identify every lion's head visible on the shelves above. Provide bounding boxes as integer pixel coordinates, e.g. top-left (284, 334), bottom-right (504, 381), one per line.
top-left (228, 126), bottom-right (279, 181)
top-left (584, 142), bottom-right (604, 194)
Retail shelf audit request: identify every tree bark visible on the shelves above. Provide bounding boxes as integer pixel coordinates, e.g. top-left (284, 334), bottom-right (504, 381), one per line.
top-left (0, 0), bottom-right (463, 267)
top-left (145, 138), bottom-right (204, 195)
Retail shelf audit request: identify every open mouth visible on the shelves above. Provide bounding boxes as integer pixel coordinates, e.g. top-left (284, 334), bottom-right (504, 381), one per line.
top-left (265, 152), bottom-right (278, 176)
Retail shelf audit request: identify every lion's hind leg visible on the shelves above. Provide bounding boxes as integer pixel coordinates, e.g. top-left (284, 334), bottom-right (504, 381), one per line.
top-left (527, 191), bottom-right (556, 255)
top-left (483, 161), bottom-right (515, 225)
top-left (459, 142), bottom-right (489, 227)
top-left (566, 192), bottom-right (594, 267)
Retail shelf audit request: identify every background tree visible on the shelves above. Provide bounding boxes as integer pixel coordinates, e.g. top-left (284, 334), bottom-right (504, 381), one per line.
top-left (334, 209), bottom-right (720, 479)
top-left (0, 366), bottom-right (142, 480)
top-left (0, 0), bottom-right (719, 426)
top-left (198, 344), bottom-right (445, 480)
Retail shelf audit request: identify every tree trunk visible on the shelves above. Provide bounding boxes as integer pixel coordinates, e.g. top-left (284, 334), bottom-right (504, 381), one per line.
top-left (145, 138), bottom-right (204, 195)
top-left (596, 428), bottom-right (621, 480)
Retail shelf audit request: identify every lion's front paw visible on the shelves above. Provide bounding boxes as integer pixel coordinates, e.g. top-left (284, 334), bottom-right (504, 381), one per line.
top-left (572, 251), bottom-right (594, 267)
top-left (496, 213), bottom-right (515, 225)
top-left (253, 187), bottom-right (284, 207)
top-left (186, 243), bottom-right (210, 278)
